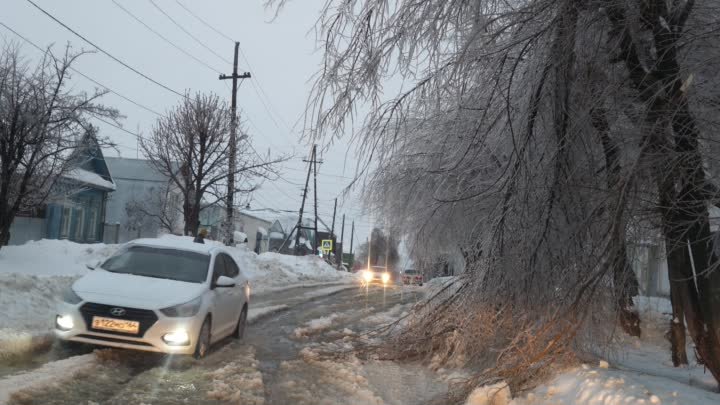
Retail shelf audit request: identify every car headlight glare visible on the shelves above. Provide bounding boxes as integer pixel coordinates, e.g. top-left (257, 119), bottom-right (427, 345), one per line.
top-left (62, 288), bottom-right (83, 304)
top-left (162, 330), bottom-right (190, 346)
top-left (381, 272), bottom-right (391, 284)
top-left (363, 271), bottom-right (373, 283)
top-left (56, 314), bottom-right (74, 330)
top-left (159, 297), bottom-right (202, 317)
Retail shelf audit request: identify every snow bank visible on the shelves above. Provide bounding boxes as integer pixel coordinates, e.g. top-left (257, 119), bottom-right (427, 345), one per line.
top-left (233, 250), bottom-right (357, 294)
top-left (510, 364), bottom-right (718, 404)
top-left (293, 314), bottom-right (341, 338)
top-left (0, 239), bottom-right (116, 277)
top-left (0, 353), bottom-right (96, 404)
top-left (248, 305), bottom-right (289, 324)
top-left (0, 240), bottom-right (117, 357)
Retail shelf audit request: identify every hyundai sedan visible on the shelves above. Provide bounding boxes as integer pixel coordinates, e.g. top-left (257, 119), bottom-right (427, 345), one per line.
top-left (54, 238), bottom-right (250, 358)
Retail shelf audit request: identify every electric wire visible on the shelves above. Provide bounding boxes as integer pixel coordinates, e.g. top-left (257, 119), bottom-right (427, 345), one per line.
top-left (24, 0), bottom-right (188, 99)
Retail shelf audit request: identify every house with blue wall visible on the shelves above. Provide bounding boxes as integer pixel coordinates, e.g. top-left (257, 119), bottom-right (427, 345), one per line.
top-left (45, 134), bottom-right (115, 243)
top-left (8, 132), bottom-right (115, 245)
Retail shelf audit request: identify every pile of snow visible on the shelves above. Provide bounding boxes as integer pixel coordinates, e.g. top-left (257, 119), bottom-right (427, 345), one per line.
top-left (293, 314), bottom-right (341, 338)
top-left (248, 305), bottom-right (289, 324)
top-left (272, 348), bottom-right (385, 405)
top-left (206, 346), bottom-right (264, 405)
top-left (233, 250), bottom-right (356, 294)
top-left (510, 364), bottom-right (718, 404)
top-left (0, 353), bottom-right (96, 404)
top-left (0, 239), bottom-right (116, 277)
top-left (0, 240), bottom-right (118, 356)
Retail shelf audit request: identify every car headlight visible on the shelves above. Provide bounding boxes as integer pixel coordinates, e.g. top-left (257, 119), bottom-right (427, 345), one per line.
top-left (363, 271), bottom-right (373, 283)
top-left (62, 288), bottom-right (83, 304)
top-left (381, 272), bottom-right (391, 284)
top-left (56, 314), bottom-right (74, 330)
top-left (162, 330), bottom-right (190, 346)
top-left (159, 296), bottom-right (202, 317)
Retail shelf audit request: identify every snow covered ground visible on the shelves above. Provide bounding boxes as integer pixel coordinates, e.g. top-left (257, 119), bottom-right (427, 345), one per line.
top-left (0, 236), bottom-right (356, 356)
top-left (502, 295), bottom-right (719, 405)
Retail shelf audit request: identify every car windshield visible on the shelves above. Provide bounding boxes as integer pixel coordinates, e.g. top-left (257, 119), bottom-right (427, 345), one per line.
top-left (100, 245), bottom-right (210, 283)
top-left (404, 270), bottom-right (418, 275)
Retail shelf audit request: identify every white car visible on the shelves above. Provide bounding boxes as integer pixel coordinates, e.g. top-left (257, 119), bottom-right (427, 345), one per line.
top-left (54, 238), bottom-right (250, 358)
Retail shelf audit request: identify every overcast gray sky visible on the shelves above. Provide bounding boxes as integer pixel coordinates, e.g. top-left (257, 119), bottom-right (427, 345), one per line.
top-left (2, 0), bottom-right (379, 251)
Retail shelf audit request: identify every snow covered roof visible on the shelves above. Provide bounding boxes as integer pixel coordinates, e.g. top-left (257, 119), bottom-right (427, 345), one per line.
top-left (63, 168), bottom-right (116, 191)
top-left (104, 157), bottom-right (171, 183)
top-left (237, 208), bottom-right (281, 224)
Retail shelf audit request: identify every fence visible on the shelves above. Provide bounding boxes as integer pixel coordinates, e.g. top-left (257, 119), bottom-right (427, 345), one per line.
top-left (8, 217), bottom-right (46, 245)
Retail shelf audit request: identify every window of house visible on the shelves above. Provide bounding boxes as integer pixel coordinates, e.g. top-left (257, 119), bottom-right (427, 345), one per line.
top-left (87, 206), bottom-right (98, 241)
top-left (60, 207), bottom-right (72, 239)
top-left (74, 207), bottom-right (85, 241)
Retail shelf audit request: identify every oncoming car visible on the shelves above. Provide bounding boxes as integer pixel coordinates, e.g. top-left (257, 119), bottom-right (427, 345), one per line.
top-left (54, 238), bottom-right (250, 359)
top-left (360, 266), bottom-right (393, 285)
top-left (402, 269), bottom-right (423, 286)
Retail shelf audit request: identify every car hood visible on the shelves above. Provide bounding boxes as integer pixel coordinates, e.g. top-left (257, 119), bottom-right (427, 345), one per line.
top-left (73, 270), bottom-right (207, 309)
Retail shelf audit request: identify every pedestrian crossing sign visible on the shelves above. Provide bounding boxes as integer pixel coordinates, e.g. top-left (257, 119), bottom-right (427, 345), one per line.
top-left (321, 239), bottom-right (333, 253)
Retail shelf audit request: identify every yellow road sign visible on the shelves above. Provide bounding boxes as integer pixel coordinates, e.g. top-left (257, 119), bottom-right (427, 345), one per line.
top-left (321, 239), bottom-right (333, 252)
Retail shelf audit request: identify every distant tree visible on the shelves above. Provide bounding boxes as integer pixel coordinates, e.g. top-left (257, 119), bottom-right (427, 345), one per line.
top-left (124, 183), bottom-right (182, 236)
top-left (355, 228), bottom-right (400, 268)
top-left (141, 92), bottom-right (284, 237)
top-left (0, 43), bottom-right (117, 248)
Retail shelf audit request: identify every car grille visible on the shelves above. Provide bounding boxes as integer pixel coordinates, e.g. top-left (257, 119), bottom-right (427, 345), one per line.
top-left (79, 302), bottom-right (158, 337)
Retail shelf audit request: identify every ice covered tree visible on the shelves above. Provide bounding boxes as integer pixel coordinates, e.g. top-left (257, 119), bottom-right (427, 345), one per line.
top-left (0, 43), bottom-right (117, 248)
top-left (141, 92), bottom-right (283, 237)
top-left (273, 0), bottom-right (720, 392)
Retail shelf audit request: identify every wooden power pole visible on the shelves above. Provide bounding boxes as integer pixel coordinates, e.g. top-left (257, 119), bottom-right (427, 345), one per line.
top-left (337, 213), bottom-right (345, 269)
top-left (295, 145), bottom-right (316, 255)
top-left (219, 42), bottom-right (251, 245)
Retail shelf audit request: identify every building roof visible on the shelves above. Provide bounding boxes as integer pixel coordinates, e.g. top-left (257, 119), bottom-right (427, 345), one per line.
top-left (64, 168), bottom-right (116, 191)
top-left (105, 157), bottom-right (170, 183)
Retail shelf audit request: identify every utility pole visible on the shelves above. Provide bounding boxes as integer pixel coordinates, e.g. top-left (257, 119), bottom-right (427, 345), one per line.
top-left (337, 213), bottom-right (345, 269)
top-left (295, 145), bottom-right (315, 255)
top-left (219, 42), bottom-right (251, 246)
top-left (313, 147), bottom-right (319, 255)
top-left (350, 220), bottom-right (355, 256)
top-left (330, 198), bottom-right (337, 238)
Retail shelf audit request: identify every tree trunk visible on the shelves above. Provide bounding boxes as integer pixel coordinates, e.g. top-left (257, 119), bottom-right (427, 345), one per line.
top-left (603, 0), bottom-right (720, 384)
top-left (590, 98), bottom-right (642, 337)
top-left (0, 216), bottom-right (11, 248)
top-left (668, 277), bottom-right (689, 366)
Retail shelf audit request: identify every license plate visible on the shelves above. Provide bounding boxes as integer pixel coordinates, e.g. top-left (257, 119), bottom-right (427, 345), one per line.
top-left (91, 316), bottom-right (140, 334)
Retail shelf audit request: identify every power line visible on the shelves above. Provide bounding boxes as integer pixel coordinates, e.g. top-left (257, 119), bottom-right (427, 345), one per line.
top-left (148, 0), bottom-right (232, 66)
top-left (110, 0), bottom-right (221, 74)
top-left (172, 1), bottom-right (295, 135)
top-left (174, 0), bottom-right (235, 43)
top-left (0, 20), bottom-right (165, 118)
top-left (24, 0), bottom-right (187, 99)
top-left (91, 114), bottom-right (145, 140)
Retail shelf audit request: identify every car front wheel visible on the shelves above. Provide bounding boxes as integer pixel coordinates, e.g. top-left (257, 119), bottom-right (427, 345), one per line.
top-left (194, 318), bottom-right (211, 359)
top-left (233, 306), bottom-right (248, 339)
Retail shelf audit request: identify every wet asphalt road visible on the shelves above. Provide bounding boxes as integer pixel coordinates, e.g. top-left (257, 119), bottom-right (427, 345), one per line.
top-left (2, 284), bottom-right (426, 405)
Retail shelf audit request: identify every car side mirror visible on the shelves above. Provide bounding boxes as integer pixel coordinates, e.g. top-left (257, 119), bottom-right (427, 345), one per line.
top-left (85, 260), bottom-right (101, 271)
top-left (215, 275), bottom-right (236, 288)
